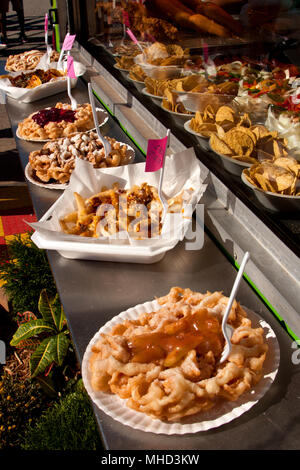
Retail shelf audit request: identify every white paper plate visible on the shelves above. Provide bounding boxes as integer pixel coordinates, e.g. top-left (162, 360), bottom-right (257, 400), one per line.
top-left (82, 300), bottom-right (280, 435)
top-left (25, 140), bottom-right (135, 190)
top-left (142, 87), bottom-right (163, 101)
top-left (25, 163), bottom-right (68, 190)
top-left (16, 107), bottom-right (109, 142)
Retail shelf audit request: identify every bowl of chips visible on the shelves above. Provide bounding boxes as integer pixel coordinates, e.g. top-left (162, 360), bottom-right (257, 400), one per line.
top-left (209, 121), bottom-right (291, 176)
top-left (241, 158), bottom-right (300, 212)
top-left (178, 92), bottom-right (237, 114)
top-left (161, 89), bottom-right (194, 120)
top-left (184, 104), bottom-right (241, 149)
top-left (141, 64), bottom-right (184, 80)
top-left (134, 44), bottom-right (188, 80)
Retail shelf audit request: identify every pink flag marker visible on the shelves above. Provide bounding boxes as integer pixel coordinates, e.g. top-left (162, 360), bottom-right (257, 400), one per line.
top-left (44, 13), bottom-right (48, 33)
top-left (203, 42), bottom-right (209, 63)
top-left (145, 133), bottom-right (169, 172)
top-left (122, 10), bottom-right (130, 28)
top-left (62, 33), bottom-right (76, 51)
top-left (67, 55), bottom-right (76, 79)
top-left (126, 28), bottom-right (144, 55)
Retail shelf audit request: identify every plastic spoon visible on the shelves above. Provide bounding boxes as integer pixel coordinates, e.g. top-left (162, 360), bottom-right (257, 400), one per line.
top-left (88, 83), bottom-right (111, 157)
top-left (219, 251), bottom-right (250, 364)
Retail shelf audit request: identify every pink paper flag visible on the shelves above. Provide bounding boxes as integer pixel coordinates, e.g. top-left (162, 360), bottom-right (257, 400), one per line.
top-left (145, 135), bottom-right (168, 172)
top-left (67, 55), bottom-right (76, 79)
top-left (122, 10), bottom-right (130, 28)
top-left (62, 33), bottom-right (76, 51)
top-left (44, 13), bottom-right (48, 33)
top-left (203, 42), bottom-right (209, 63)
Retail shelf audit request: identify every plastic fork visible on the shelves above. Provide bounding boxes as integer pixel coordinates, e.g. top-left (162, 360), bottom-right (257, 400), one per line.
top-left (46, 44), bottom-right (52, 64)
top-left (88, 83), bottom-right (111, 157)
top-left (219, 251), bottom-right (250, 364)
top-left (158, 129), bottom-right (170, 222)
top-left (67, 51), bottom-right (78, 111)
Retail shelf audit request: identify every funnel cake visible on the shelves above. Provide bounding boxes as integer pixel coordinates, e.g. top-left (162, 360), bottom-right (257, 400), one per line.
top-left (89, 287), bottom-right (268, 422)
top-left (5, 50), bottom-right (60, 72)
top-left (28, 131), bottom-right (133, 185)
top-left (18, 103), bottom-right (97, 141)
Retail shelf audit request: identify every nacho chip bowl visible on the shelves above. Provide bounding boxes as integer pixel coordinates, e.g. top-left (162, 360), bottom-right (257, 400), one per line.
top-left (209, 140), bottom-right (252, 176)
top-left (177, 92), bottom-right (236, 113)
top-left (161, 102), bottom-right (194, 121)
top-left (126, 75), bottom-right (145, 89)
top-left (241, 171), bottom-right (300, 213)
top-left (184, 120), bottom-right (210, 151)
top-left (134, 54), bottom-right (184, 80)
top-left (141, 87), bottom-right (164, 102)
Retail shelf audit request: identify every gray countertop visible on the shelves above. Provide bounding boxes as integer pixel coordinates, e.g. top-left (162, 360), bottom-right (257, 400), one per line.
top-left (5, 77), bottom-right (300, 450)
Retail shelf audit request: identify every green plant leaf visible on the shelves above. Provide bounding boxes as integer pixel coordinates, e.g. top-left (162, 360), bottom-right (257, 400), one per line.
top-left (30, 336), bottom-right (58, 378)
top-left (54, 332), bottom-right (70, 366)
top-left (10, 319), bottom-right (56, 347)
top-left (38, 290), bottom-right (65, 331)
top-left (51, 295), bottom-right (66, 332)
top-left (36, 375), bottom-right (57, 398)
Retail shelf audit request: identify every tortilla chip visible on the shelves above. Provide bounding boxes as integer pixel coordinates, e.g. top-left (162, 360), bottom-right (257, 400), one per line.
top-left (197, 123), bottom-right (217, 137)
top-left (210, 133), bottom-right (234, 156)
top-left (224, 129), bottom-right (255, 157)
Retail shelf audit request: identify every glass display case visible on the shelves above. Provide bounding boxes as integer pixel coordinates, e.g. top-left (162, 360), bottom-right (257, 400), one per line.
top-left (6, 0), bottom-right (299, 451)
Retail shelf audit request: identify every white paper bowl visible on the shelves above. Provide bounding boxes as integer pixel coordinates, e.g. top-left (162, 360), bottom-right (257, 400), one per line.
top-left (17, 107), bottom-right (108, 142)
top-left (141, 87), bottom-right (164, 102)
top-left (184, 119), bottom-right (211, 151)
top-left (134, 54), bottom-right (184, 80)
top-left (178, 92), bottom-right (236, 113)
top-left (161, 102), bottom-right (194, 121)
top-left (81, 300), bottom-right (280, 435)
top-left (0, 61), bottom-right (86, 103)
top-left (126, 75), bottom-right (145, 88)
top-left (241, 170), bottom-right (300, 212)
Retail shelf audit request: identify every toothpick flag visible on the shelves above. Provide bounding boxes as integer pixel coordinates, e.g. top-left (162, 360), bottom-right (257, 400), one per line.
top-left (126, 28), bottom-right (145, 55)
top-left (57, 33), bottom-right (76, 70)
top-left (44, 13), bottom-right (48, 35)
top-left (145, 132), bottom-right (169, 172)
top-left (67, 55), bottom-right (76, 79)
top-left (122, 10), bottom-right (130, 28)
top-left (62, 33), bottom-right (76, 51)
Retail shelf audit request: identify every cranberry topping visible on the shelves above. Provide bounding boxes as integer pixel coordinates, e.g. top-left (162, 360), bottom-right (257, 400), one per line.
top-left (32, 107), bottom-right (76, 128)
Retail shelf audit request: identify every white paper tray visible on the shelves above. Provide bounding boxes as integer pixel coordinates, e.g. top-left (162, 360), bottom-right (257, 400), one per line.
top-left (31, 230), bottom-right (167, 263)
top-left (29, 149), bottom-right (206, 264)
top-left (0, 61), bottom-right (86, 103)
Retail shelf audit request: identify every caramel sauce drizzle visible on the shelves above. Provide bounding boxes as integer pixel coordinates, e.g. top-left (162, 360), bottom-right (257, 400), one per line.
top-left (127, 309), bottom-right (224, 367)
